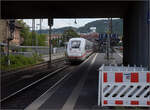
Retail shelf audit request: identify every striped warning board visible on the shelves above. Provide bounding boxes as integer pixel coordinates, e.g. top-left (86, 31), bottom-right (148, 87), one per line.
top-left (98, 65), bottom-right (150, 107)
top-left (103, 72), bottom-right (150, 83)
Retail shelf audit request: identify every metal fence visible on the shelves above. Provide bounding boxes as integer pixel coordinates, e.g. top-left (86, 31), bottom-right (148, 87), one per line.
top-left (0, 43), bottom-right (66, 72)
top-left (98, 64), bottom-right (150, 107)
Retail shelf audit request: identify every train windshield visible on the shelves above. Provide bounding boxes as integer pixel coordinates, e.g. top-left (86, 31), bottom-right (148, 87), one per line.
top-left (71, 40), bottom-right (81, 48)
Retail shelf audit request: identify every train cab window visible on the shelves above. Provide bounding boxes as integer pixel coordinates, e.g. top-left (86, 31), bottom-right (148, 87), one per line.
top-left (71, 41), bottom-right (81, 48)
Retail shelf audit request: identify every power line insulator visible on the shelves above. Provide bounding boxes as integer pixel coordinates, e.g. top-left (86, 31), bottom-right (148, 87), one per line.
top-left (48, 18), bottom-right (53, 26)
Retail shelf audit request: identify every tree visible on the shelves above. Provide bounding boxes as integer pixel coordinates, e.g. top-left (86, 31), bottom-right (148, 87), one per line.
top-left (17, 20), bottom-right (46, 46)
top-left (62, 28), bottom-right (80, 42)
top-left (17, 20), bottom-right (31, 46)
top-left (37, 34), bottom-right (47, 46)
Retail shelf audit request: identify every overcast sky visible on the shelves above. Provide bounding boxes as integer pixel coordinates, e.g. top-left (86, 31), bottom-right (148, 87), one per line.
top-left (23, 18), bottom-right (108, 30)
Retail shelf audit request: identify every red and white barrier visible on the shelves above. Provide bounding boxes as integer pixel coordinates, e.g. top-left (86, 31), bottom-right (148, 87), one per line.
top-left (98, 65), bottom-right (150, 107)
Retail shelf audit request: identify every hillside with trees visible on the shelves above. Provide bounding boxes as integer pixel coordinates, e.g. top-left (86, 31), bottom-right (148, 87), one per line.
top-left (77, 19), bottom-right (123, 35)
top-left (37, 19), bottom-right (123, 35)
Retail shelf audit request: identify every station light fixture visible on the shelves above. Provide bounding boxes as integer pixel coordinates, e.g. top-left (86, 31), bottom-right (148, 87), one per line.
top-left (8, 19), bottom-right (15, 40)
top-left (48, 18), bottom-right (53, 26)
top-left (74, 19), bottom-right (77, 24)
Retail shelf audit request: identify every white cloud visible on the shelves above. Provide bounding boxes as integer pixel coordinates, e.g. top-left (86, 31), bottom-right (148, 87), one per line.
top-left (23, 18), bottom-right (120, 30)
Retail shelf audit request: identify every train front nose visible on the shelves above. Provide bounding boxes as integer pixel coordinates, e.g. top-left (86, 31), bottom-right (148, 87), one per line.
top-left (69, 50), bottom-right (82, 57)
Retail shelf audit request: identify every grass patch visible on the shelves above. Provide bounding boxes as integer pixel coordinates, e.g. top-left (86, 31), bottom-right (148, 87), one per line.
top-left (0, 54), bottom-right (44, 72)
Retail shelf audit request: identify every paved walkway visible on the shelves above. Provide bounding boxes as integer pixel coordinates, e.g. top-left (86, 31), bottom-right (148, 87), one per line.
top-left (42, 53), bottom-right (65, 61)
top-left (25, 53), bottom-right (123, 110)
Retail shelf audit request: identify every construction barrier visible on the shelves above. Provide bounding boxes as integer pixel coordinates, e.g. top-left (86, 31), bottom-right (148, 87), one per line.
top-left (98, 65), bottom-right (150, 107)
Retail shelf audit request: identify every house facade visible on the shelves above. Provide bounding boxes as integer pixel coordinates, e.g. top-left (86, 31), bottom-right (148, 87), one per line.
top-left (0, 19), bottom-right (9, 44)
top-left (0, 19), bottom-right (23, 46)
top-left (46, 34), bottom-right (62, 46)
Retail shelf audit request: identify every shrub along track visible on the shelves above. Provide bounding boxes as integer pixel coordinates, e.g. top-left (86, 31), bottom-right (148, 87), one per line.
top-left (1, 57), bottom-right (65, 77)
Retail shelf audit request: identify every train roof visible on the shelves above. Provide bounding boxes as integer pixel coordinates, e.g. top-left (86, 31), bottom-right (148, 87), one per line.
top-left (69, 37), bottom-right (85, 41)
top-left (69, 38), bottom-right (93, 44)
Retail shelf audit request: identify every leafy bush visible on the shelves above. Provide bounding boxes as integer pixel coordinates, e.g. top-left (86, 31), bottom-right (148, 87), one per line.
top-left (0, 54), bottom-right (44, 71)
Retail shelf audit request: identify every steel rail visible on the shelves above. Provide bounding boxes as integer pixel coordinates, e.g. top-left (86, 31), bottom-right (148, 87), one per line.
top-left (0, 65), bottom-right (68, 103)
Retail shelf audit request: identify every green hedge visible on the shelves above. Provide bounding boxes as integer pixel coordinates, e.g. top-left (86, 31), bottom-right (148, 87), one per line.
top-left (0, 54), bottom-right (43, 71)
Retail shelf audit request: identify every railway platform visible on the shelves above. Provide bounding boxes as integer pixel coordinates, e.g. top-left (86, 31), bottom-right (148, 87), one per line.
top-left (25, 53), bottom-right (122, 110)
top-left (42, 53), bottom-right (65, 62)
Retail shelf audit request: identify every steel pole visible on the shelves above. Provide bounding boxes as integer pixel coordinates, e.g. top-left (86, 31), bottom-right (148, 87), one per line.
top-left (7, 38), bottom-right (10, 65)
top-left (108, 18), bottom-right (112, 60)
top-left (40, 19), bottom-right (42, 37)
top-left (148, 0), bottom-right (150, 70)
top-left (107, 34), bottom-right (109, 59)
top-left (48, 18), bottom-right (53, 68)
top-left (32, 19), bottom-right (35, 46)
top-left (110, 18), bottom-right (112, 33)
top-left (107, 18), bottom-right (110, 60)
top-left (110, 18), bottom-right (112, 58)
top-left (36, 25), bottom-right (38, 54)
top-left (48, 25), bottom-right (52, 67)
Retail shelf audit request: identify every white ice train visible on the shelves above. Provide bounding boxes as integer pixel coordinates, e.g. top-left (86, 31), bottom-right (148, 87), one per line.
top-left (67, 38), bottom-right (93, 62)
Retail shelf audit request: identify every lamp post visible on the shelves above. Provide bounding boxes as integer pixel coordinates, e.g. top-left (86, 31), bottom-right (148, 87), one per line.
top-left (48, 18), bottom-right (53, 67)
top-left (36, 24), bottom-right (39, 54)
top-left (36, 19), bottom-right (42, 55)
top-left (104, 20), bottom-right (109, 60)
top-left (104, 18), bottom-right (112, 60)
top-left (109, 18), bottom-right (113, 59)
top-left (106, 18), bottom-right (112, 60)
top-left (32, 19), bottom-right (35, 46)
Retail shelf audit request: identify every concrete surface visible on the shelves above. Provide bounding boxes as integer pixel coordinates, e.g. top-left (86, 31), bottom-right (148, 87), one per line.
top-left (25, 53), bottom-right (123, 110)
top-left (42, 53), bottom-right (65, 61)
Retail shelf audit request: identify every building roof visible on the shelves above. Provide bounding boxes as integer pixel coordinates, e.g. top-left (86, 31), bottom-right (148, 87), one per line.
top-left (15, 22), bottom-right (23, 29)
top-left (46, 34), bottom-right (62, 39)
top-left (80, 32), bottom-right (99, 39)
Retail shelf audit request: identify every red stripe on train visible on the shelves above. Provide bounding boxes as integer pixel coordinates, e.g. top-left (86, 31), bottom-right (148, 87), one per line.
top-left (68, 51), bottom-right (92, 58)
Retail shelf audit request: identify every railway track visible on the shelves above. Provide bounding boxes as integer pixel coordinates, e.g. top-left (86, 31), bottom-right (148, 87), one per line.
top-left (1, 55), bottom-right (88, 109)
top-left (0, 65), bottom-right (68, 103)
top-left (1, 57), bottom-right (65, 85)
top-left (1, 64), bottom-right (76, 109)
top-left (1, 58), bottom-right (66, 102)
